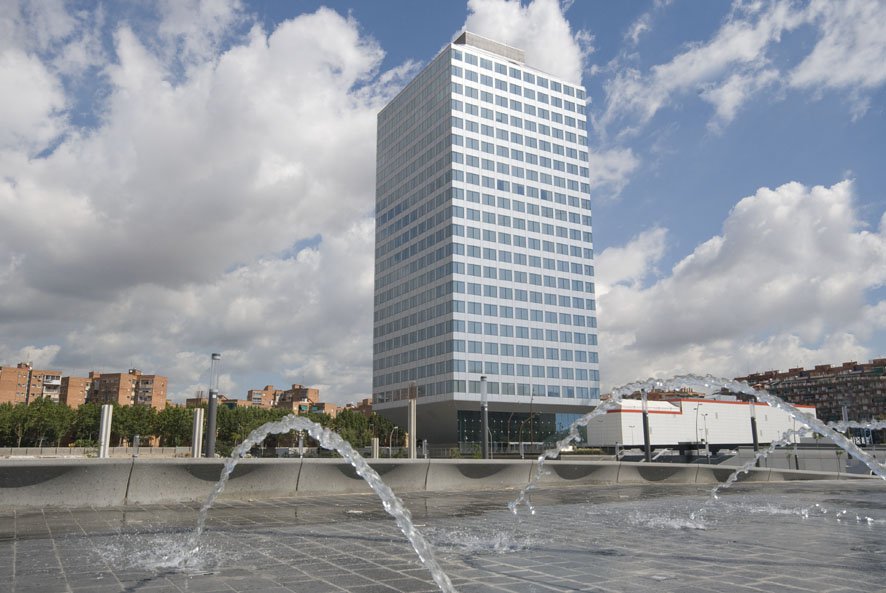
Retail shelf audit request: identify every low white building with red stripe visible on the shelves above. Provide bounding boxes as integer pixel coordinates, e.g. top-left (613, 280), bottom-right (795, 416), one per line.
top-left (585, 398), bottom-right (817, 453)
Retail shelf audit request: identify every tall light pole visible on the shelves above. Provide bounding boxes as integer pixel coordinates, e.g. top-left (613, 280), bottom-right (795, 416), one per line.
top-left (388, 426), bottom-right (398, 458)
top-left (694, 402), bottom-right (703, 460)
top-left (480, 376), bottom-right (489, 459)
top-left (641, 390), bottom-right (652, 462)
top-left (204, 353), bottom-right (221, 457)
top-left (702, 412), bottom-right (710, 463)
top-left (749, 399), bottom-right (760, 467)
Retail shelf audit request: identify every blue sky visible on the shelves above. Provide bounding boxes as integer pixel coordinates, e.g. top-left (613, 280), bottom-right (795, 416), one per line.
top-left (1, 0), bottom-right (884, 402)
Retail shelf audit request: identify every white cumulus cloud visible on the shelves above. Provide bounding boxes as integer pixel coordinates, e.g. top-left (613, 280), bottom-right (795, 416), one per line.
top-left (464, 0), bottom-right (592, 83)
top-left (597, 180), bottom-right (886, 390)
top-left (0, 4), bottom-right (411, 404)
top-left (599, 0), bottom-right (886, 135)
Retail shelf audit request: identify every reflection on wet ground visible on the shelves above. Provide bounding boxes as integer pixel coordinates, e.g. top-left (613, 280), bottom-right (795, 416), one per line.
top-left (0, 480), bottom-right (883, 593)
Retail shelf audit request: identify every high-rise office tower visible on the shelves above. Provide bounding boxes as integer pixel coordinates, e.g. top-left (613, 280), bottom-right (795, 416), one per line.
top-left (373, 32), bottom-right (600, 447)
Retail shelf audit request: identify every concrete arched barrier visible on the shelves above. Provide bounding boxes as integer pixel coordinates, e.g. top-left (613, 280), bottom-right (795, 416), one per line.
top-left (0, 459), bottom-right (132, 508)
top-left (634, 463), bottom-right (700, 484)
top-left (425, 460), bottom-right (532, 491)
top-left (295, 459), bottom-right (430, 494)
top-left (125, 458), bottom-right (303, 505)
top-left (0, 458), bottom-right (868, 509)
top-left (767, 467), bottom-right (861, 481)
top-left (612, 462), bottom-right (696, 484)
top-left (534, 461), bottom-right (621, 485)
top-left (699, 465), bottom-right (771, 484)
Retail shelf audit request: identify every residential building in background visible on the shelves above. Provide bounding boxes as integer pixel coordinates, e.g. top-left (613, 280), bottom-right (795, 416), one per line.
top-left (248, 385), bottom-right (285, 408)
top-left (372, 32), bottom-right (600, 445)
top-left (0, 363), bottom-right (61, 404)
top-left (26, 368), bottom-right (62, 402)
top-left (276, 384), bottom-right (319, 406)
top-left (0, 363), bottom-right (32, 404)
top-left (345, 398), bottom-right (373, 417)
top-left (738, 358), bottom-right (886, 423)
top-left (60, 376), bottom-right (92, 408)
top-left (225, 383), bottom-right (337, 416)
top-left (1, 361), bottom-right (341, 416)
top-left (185, 392), bottom-right (250, 408)
top-left (274, 384), bottom-right (336, 416)
top-left (87, 369), bottom-right (168, 410)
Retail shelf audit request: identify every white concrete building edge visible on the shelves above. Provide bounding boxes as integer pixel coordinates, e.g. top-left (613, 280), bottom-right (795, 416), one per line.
top-left (585, 399), bottom-right (817, 449)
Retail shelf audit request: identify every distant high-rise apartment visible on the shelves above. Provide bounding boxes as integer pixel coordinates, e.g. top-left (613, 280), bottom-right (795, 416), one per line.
top-left (0, 363), bottom-right (31, 405)
top-left (87, 369), bottom-right (168, 410)
top-left (247, 385), bottom-right (285, 409)
top-left (738, 358), bottom-right (886, 423)
top-left (0, 362), bottom-right (61, 404)
top-left (373, 33), bottom-right (600, 445)
top-left (27, 368), bottom-right (62, 402)
top-left (60, 376), bottom-right (92, 408)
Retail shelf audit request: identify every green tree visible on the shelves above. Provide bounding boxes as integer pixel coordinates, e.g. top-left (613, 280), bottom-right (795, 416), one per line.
top-left (156, 406), bottom-right (194, 447)
top-left (71, 403), bottom-right (102, 445)
top-left (114, 404), bottom-right (157, 445)
top-left (10, 403), bottom-right (28, 447)
top-left (0, 403), bottom-right (16, 446)
top-left (368, 413), bottom-right (396, 441)
top-left (216, 406), bottom-right (290, 454)
top-left (46, 401), bottom-right (75, 446)
top-left (18, 399), bottom-right (75, 447)
top-left (333, 409), bottom-right (371, 448)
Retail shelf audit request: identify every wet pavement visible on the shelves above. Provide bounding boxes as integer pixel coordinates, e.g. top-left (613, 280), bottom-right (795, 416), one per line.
top-left (0, 480), bottom-right (883, 593)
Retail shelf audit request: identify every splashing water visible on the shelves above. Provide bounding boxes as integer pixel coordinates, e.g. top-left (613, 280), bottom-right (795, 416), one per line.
top-left (710, 427), bottom-right (810, 499)
top-left (180, 415), bottom-right (457, 593)
top-left (828, 420), bottom-right (886, 432)
top-left (510, 374), bottom-right (885, 516)
top-left (508, 398), bottom-right (622, 515)
top-left (619, 375), bottom-right (886, 479)
top-left (713, 418), bottom-right (886, 499)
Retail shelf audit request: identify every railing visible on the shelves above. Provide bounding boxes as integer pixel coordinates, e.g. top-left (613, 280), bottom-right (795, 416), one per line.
top-left (0, 446), bottom-right (193, 458)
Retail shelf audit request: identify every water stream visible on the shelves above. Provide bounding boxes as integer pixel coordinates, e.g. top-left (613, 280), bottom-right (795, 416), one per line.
top-left (508, 398), bottom-right (622, 516)
top-left (711, 427), bottom-right (810, 499)
top-left (510, 374), bottom-right (886, 515)
top-left (182, 415), bottom-right (457, 593)
top-left (616, 374), bottom-right (885, 479)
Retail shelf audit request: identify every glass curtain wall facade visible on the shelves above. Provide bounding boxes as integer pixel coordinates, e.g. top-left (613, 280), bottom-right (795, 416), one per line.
top-left (374, 33), bottom-right (600, 443)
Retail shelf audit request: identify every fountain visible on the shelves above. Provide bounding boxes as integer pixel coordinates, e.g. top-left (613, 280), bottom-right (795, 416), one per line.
top-left (181, 414), bottom-right (457, 593)
top-left (1, 376), bottom-right (882, 593)
top-left (509, 374), bottom-right (885, 516)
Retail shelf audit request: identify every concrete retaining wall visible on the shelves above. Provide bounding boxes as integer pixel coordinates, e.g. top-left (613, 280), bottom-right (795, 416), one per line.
top-left (0, 458), bottom-right (867, 510)
top-left (126, 459), bottom-right (303, 505)
top-left (534, 460), bottom-right (621, 485)
top-left (425, 460), bottom-right (532, 491)
top-left (0, 459), bottom-right (133, 508)
top-left (295, 459), bottom-right (430, 494)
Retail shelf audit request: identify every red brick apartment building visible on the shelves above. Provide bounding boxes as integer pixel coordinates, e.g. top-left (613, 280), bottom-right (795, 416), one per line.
top-left (0, 363), bottom-right (62, 404)
top-left (86, 369), bottom-right (168, 410)
top-left (738, 358), bottom-right (886, 422)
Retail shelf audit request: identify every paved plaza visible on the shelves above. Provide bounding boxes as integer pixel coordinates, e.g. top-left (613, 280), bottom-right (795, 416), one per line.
top-left (0, 480), bottom-right (883, 593)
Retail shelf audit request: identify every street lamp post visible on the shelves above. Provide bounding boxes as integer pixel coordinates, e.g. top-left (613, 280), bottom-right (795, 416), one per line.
top-left (480, 376), bottom-right (489, 459)
top-left (792, 417), bottom-right (799, 469)
top-left (641, 390), bottom-right (652, 462)
top-left (388, 426), bottom-right (398, 458)
top-left (204, 353), bottom-right (221, 457)
top-left (702, 413), bottom-right (710, 463)
top-left (749, 399), bottom-right (760, 467)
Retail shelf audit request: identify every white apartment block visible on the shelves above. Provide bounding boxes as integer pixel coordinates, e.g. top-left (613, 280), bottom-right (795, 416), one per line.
top-left (373, 33), bottom-right (600, 446)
